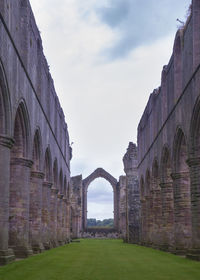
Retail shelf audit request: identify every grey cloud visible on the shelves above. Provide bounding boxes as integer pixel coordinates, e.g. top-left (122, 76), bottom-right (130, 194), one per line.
top-left (95, 0), bottom-right (191, 60)
top-left (96, 0), bottom-right (130, 28)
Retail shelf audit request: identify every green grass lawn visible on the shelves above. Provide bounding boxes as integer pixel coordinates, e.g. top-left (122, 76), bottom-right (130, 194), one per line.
top-left (0, 239), bottom-right (200, 280)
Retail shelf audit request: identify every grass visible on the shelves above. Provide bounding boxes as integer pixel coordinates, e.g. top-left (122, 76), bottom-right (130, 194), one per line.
top-left (0, 239), bottom-right (200, 280)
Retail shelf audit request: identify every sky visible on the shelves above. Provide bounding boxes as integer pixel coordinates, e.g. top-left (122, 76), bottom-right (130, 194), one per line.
top-left (30, 0), bottom-right (191, 219)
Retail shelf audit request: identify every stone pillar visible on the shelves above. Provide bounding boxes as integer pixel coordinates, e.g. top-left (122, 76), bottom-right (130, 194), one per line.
top-left (42, 181), bottom-right (52, 249)
top-left (71, 175), bottom-right (83, 238)
top-left (140, 197), bottom-right (146, 244)
top-left (160, 182), bottom-right (174, 251)
top-left (152, 187), bottom-right (162, 247)
top-left (50, 186), bottom-right (58, 247)
top-left (118, 176), bottom-right (127, 238)
top-left (65, 199), bottom-right (71, 240)
top-left (29, 171), bottom-right (45, 253)
top-left (123, 142), bottom-right (140, 244)
top-left (187, 157), bottom-right (200, 253)
top-left (144, 195), bottom-right (150, 245)
top-left (148, 189), bottom-right (154, 246)
top-left (57, 193), bottom-right (64, 245)
top-left (9, 157), bottom-right (33, 257)
top-left (62, 196), bottom-right (68, 243)
top-left (171, 172), bottom-right (192, 253)
top-left (0, 135), bottom-right (15, 264)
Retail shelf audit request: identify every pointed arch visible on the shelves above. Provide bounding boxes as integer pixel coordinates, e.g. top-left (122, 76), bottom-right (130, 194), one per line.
top-left (59, 169), bottom-right (63, 193)
top-left (44, 147), bottom-right (52, 182)
top-left (83, 168), bottom-right (117, 190)
top-left (173, 127), bottom-right (189, 172)
top-left (140, 175), bottom-right (145, 198)
top-left (190, 97), bottom-right (200, 156)
top-left (152, 158), bottom-right (159, 181)
top-left (32, 128), bottom-right (42, 171)
top-left (82, 168), bottom-right (118, 230)
top-left (11, 100), bottom-right (31, 158)
top-left (172, 127), bottom-right (191, 249)
top-left (145, 169), bottom-right (151, 196)
top-left (161, 145), bottom-right (172, 183)
top-left (0, 59), bottom-right (12, 135)
top-left (53, 159), bottom-right (58, 188)
top-left (63, 176), bottom-right (67, 196)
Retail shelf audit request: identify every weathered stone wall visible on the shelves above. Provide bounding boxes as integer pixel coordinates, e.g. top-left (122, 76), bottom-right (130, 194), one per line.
top-left (70, 175), bottom-right (83, 238)
top-left (71, 166), bottom-right (138, 240)
top-left (137, 0), bottom-right (200, 257)
top-left (123, 143), bottom-right (140, 243)
top-left (0, 0), bottom-right (72, 264)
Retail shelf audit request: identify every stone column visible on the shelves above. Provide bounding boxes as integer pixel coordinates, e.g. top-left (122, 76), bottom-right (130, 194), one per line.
top-left (62, 196), bottom-right (68, 243)
top-left (9, 157), bottom-right (33, 257)
top-left (57, 193), bottom-right (64, 245)
top-left (42, 181), bottom-right (52, 249)
top-left (148, 189), bottom-right (154, 246)
top-left (29, 171), bottom-right (45, 253)
top-left (160, 182), bottom-right (174, 251)
top-left (123, 142), bottom-right (140, 244)
top-left (65, 199), bottom-right (71, 241)
top-left (0, 135), bottom-right (15, 264)
top-left (118, 176), bottom-right (127, 239)
top-left (152, 188), bottom-right (162, 247)
top-left (187, 157), bottom-right (200, 253)
top-left (171, 172), bottom-right (192, 253)
top-left (140, 198), bottom-right (146, 245)
top-left (144, 195), bottom-right (150, 245)
top-left (50, 186), bottom-right (58, 247)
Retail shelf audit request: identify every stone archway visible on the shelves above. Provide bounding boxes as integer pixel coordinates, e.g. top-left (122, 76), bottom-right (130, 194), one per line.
top-left (82, 168), bottom-right (119, 230)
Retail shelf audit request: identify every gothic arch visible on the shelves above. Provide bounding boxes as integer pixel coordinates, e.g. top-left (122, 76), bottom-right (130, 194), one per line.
top-left (172, 127), bottom-right (192, 249)
top-left (0, 59), bottom-right (12, 135)
top-left (189, 97), bottom-right (200, 248)
top-left (82, 168), bottom-right (118, 230)
top-left (44, 147), bottom-right (52, 182)
top-left (173, 127), bottom-right (189, 172)
top-left (144, 169), bottom-right (151, 196)
top-left (53, 158), bottom-right (58, 189)
top-left (59, 169), bottom-right (63, 193)
top-left (161, 145), bottom-right (172, 183)
top-left (63, 176), bottom-right (67, 196)
top-left (11, 101), bottom-right (31, 158)
top-left (83, 168), bottom-right (118, 190)
top-left (140, 175), bottom-right (145, 198)
top-left (152, 158), bottom-right (159, 181)
top-left (190, 97), bottom-right (200, 156)
top-left (32, 128), bottom-right (42, 171)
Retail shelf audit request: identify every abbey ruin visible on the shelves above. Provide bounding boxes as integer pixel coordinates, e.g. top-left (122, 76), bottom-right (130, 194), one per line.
top-left (0, 0), bottom-right (199, 265)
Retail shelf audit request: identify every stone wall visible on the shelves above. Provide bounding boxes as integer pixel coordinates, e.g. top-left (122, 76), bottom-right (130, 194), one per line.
top-left (123, 143), bottom-right (140, 243)
top-left (137, 0), bottom-right (200, 258)
top-left (0, 0), bottom-right (72, 264)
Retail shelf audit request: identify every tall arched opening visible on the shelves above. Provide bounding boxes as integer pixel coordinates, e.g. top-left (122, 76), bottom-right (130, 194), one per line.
top-left (82, 168), bottom-right (118, 230)
top-left (87, 178), bottom-right (114, 226)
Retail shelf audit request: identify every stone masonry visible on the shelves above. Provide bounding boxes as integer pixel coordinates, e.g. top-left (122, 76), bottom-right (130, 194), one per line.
top-left (2, 0), bottom-right (199, 266)
top-left (0, 0), bottom-right (72, 264)
top-left (137, 0), bottom-right (200, 259)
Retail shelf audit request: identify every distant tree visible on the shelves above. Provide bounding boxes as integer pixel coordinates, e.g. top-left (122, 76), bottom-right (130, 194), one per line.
top-left (87, 218), bottom-right (114, 228)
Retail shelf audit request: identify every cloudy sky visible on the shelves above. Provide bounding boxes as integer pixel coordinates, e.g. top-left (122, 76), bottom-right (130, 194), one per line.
top-left (30, 0), bottom-right (191, 219)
